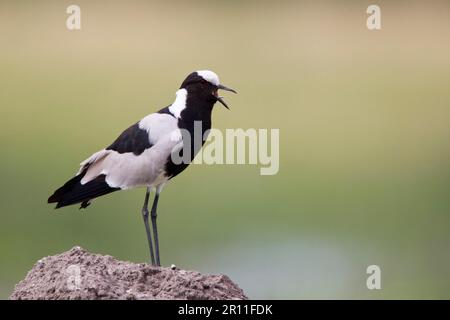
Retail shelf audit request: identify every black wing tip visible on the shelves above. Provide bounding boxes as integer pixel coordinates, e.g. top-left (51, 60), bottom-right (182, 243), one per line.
top-left (48, 194), bottom-right (62, 209)
top-left (49, 201), bottom-right (78, 210)
top-left (48, 198), bottom-right (66, 209)
top-left (47, 174), bottom-right (118, 210)
top-left (48, 194), bottom-right (58, 204)
top-left (79, 200), bottom-right (91, 209)
top-left (48, 189), bottom-right (69, 209)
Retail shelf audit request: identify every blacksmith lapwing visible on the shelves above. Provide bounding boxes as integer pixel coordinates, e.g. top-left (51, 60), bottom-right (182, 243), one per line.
top-left (48, 70), bottom-right (236, 266)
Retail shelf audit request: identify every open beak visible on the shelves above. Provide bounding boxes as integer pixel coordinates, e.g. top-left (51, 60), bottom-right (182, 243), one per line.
top-left (216, 84), bottom-right (237, 109)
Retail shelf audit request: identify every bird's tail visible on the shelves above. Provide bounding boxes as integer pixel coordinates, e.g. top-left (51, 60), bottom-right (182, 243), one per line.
top-left (48, 171), bottom-right (118, 209)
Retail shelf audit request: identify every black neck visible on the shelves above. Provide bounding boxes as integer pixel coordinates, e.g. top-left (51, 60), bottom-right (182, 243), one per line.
top-left (163, 90), bottom-right (216, 179)
top-left (178, 90), bottom-right (215, 136)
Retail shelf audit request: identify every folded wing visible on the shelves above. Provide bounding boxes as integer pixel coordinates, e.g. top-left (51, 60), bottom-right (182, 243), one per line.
top-left (48, 113), bottom-right (180, 209)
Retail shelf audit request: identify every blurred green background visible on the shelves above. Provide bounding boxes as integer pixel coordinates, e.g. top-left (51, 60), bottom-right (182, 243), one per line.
top-left (1, 0), bottom-right (450, 299)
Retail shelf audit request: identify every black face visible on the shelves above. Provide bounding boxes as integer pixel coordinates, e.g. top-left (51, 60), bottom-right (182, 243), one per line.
top-left (180, 72), bottom-right (236, 109)
top-left (180, 72), bottom-right (218, 104)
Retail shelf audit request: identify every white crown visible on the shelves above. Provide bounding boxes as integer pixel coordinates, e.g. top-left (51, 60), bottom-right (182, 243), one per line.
top-left (197, 70), bottom-right (220, 86)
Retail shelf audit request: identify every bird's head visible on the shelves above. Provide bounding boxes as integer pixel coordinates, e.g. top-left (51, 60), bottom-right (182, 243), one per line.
top-left (180, 70), bottom-right (236, 109)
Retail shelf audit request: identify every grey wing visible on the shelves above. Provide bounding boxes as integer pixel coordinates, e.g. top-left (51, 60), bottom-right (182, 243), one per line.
top-left (79, 113), bottom-right (181, 190)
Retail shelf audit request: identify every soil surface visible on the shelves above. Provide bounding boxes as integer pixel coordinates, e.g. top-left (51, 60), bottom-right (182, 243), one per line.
top-left (10, 246), bottom-right (247, 300)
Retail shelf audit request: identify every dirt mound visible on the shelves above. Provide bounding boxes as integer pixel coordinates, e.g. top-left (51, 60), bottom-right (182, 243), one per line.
top-left (10, 246), bottom-right (247, 300)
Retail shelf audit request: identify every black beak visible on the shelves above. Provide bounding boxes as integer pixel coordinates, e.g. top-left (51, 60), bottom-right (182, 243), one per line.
top-left (216, 84), bottom-right (237, 109)
top-left (218, 84), bottom-right (237, 94)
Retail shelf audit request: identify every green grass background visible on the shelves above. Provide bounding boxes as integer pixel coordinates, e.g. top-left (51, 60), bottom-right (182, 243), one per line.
top-left (1, 0), bottom-right (450, 299)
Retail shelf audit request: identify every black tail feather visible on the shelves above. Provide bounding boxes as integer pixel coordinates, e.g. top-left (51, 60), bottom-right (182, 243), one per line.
top-left (48, 170), bottom-right (85, 204)
top-left (48, 172), bottom-right (119, 209)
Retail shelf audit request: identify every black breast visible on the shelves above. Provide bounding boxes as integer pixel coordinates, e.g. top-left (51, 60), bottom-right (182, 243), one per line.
top-left (164, 98), bottom-right (213, 179)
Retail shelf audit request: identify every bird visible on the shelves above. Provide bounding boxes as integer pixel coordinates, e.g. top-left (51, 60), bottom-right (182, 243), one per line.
top-left (48, 70), bottom-right (236, 266)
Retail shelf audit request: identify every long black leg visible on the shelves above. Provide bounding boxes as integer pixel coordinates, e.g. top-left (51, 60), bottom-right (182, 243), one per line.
top-left (142, 187), bottom-right (156, 265)
top-left (150, 192), bottom-right (161, 266)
